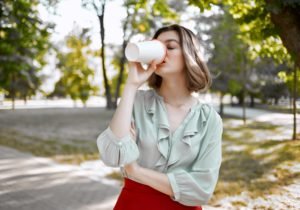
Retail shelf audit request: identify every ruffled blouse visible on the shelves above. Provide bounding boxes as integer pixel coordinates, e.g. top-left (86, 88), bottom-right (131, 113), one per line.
top-left (97, 89), bottom-right (223, 206)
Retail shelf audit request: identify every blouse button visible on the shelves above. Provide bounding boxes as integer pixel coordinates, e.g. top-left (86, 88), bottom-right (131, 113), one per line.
top-left (118, 141), bottom-right (123, 147)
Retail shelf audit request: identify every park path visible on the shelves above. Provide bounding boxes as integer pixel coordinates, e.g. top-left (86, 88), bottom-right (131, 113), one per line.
top-left (0, 146), bottom-right (120, 210)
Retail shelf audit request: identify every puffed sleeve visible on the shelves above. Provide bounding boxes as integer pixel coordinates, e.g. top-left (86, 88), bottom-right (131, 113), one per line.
top-left (96, 91), bottom-right (144, 167)
top-left (96, 127), bottom-right (140, 167)
top-left (167, 111), bottom-right (223, 206)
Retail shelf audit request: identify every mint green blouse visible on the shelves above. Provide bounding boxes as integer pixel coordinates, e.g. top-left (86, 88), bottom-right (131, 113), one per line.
top-left (97, 89), bottom-right (223, 206)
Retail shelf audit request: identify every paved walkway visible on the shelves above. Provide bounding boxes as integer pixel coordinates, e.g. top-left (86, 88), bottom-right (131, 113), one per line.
top-left (0, 146), bottom-right (120, 210)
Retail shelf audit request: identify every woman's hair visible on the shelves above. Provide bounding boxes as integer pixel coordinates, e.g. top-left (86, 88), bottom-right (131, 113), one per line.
top-left (148, 24), bottom-right (212, 93)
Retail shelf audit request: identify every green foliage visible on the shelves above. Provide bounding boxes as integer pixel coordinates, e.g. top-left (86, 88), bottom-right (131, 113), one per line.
top-left (51, 29), bottom-right (99, 105)
top-left (106, 0), bottom-right (180, 104)
top-left (153, 0), bottom-right (178, 20)
top-left (0, 0), bottom-right (52, 100)
top-left (278, 70), bottom-right (300, 97)
top-left (207, 6), bottom-right (289, 104)
top-left (229, 1), bottom-right (290, 63)
top-left (208, 9), bottom-right (250, 96)
top-left (228, 79), bottom-right (242, 96)
top-left (188, 0), bottom-right (220, 11)
top-left (188, 0), bottom-right (293, 64)
top-left (124, 0), bottom-right (179, 35)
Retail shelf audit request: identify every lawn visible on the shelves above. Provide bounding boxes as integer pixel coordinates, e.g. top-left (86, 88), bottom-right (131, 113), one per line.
top-left (211, 118), bottom-right (300, 209)
top-left (0, 107), bottom-right (114, 164)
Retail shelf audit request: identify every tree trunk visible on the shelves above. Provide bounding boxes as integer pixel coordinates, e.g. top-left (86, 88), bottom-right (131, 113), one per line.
top-left (266, 0), bottom-right (300, 140)
top-left (274, 97), bottom-right (279, 105)
top-left (219, 92), bottom-right (224, 117)
top-left (292, 63), bottom-right (298, 140)
top-left (266, 0), bottom-right (300, 66)
top-left (242, 64), bottom-right (247, 125)
top-left (97, 2), bottom-right (113, 110)
top-left (12, 93), bottom-right (15, 110)
top-left (113, 6), bottom-right (134, 109)
top-left (11, 73), bottom-right (15, 110)
top-left (113, 40), bottom-right (127, 109)
top-left (242, 87), bottom-right (246, 125)
top-left (24, 96), bottom-right (27, 105)
top-left (250, 94), bottom-right (255, 107)
top-left (237, 92), bottom-right (244, 106)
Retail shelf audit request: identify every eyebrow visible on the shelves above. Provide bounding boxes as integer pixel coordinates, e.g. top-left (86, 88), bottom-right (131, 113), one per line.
top-left (165, 39), bottom-right (180, 44)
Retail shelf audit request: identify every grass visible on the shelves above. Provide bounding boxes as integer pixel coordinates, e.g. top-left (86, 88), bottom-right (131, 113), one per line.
top-left (106, 171), bottom-right (123, 180)
top-left (254, 105), bottom-right (300, 114)
top-left (0, 127), bottom-right (99, 164)
top-left (210, 118), bottom-right (300, 205)
top-left (225, 120), bottom-right (279, 131)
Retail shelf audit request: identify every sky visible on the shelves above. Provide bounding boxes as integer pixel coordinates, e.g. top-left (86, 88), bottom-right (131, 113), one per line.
top-left (39, 0), bottom-right (126, 45)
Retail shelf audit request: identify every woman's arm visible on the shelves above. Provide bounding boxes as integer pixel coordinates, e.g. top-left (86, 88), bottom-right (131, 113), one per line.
top-left (109, 62), bottom-right (156, 138)
top-left (109, 83), bottom-right (138, 138)
top-left (125, 163), bottom-right (174, 197)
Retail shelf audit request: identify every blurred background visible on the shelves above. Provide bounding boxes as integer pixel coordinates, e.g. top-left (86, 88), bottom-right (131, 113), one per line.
top-left (0, 0), bottom-right (299, 209)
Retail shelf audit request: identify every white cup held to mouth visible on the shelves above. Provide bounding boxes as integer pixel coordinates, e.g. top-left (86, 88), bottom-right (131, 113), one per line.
top-left (125, 40), bottom-right (166, 64)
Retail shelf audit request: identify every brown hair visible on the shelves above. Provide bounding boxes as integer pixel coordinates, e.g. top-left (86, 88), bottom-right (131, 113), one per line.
top-left (148, 24), bottom-right (212, 93)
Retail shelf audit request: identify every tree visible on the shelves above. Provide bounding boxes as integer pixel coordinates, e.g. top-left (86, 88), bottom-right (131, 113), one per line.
top-left (82, 0), bottom-right (178, 109)
top-left (278, 69), bottom-right (300, 101)
top-left (0, 0), bottom-right (52, 109)
top-left (188, 0), bottom-right (299, 140)
top-left (51, 28), bottom-right (99, 107)
top-left (82, 0), bottom-right (114, 108)
top-left (207, 9), bottom-right (253, 123)
top-left (111, 0), bottom-right (179, 107)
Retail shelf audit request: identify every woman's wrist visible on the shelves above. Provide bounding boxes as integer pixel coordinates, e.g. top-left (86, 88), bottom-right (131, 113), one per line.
top-left (124, 82), bottom-right (139, 91)
top-left (124, 162), bottom-right (141, 178)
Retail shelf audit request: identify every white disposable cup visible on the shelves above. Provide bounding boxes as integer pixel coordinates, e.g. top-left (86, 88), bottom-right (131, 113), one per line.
top-left (125, 40), bottom-right (167, 64)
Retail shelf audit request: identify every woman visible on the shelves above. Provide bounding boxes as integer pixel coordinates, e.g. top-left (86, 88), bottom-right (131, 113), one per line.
top-left (97, 24), bottom-right (223, 210)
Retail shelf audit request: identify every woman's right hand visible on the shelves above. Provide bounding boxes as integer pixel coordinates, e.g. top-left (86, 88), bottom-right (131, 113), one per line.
top-left (126, 61), bottom-right (157, 88)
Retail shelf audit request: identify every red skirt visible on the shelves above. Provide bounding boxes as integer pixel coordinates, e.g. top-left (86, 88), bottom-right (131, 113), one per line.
top-left (114, 178), bottom-right (202, 210)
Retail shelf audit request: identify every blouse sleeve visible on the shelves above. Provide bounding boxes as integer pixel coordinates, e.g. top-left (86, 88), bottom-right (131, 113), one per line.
top-left (96, 91), bottom-right (144, 167)
top-left (167, 111), bottom-right (223, 206)
top-left (96, 126), bottom-right (140, 167)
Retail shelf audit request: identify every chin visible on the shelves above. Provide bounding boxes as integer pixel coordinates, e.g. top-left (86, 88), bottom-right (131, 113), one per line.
top-left (154, 67), bottom-right (167, 76)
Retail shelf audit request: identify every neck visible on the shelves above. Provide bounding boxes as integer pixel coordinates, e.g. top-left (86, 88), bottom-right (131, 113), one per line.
top-left (158, 77), bottom-right (192, 107)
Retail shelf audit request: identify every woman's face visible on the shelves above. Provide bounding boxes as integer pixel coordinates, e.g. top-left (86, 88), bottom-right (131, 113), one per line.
top-left (155, 30), bottom-right (185, 77)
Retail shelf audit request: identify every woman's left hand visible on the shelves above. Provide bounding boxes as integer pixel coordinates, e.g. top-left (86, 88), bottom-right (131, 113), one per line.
top-left (124, 161), bottom-right (140, 177)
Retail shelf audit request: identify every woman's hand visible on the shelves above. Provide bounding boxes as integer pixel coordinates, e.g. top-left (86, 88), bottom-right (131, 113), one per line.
top-left (124, 161), bottom-right (140, 178)
top-left (126, 61), bottom-right (157, 88)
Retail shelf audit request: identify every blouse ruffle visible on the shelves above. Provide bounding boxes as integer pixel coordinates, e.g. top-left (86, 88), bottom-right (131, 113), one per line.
top-left (145, 90), bottom-right (211, 170)
top-left (144, 90), bottom-right (222, 205)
